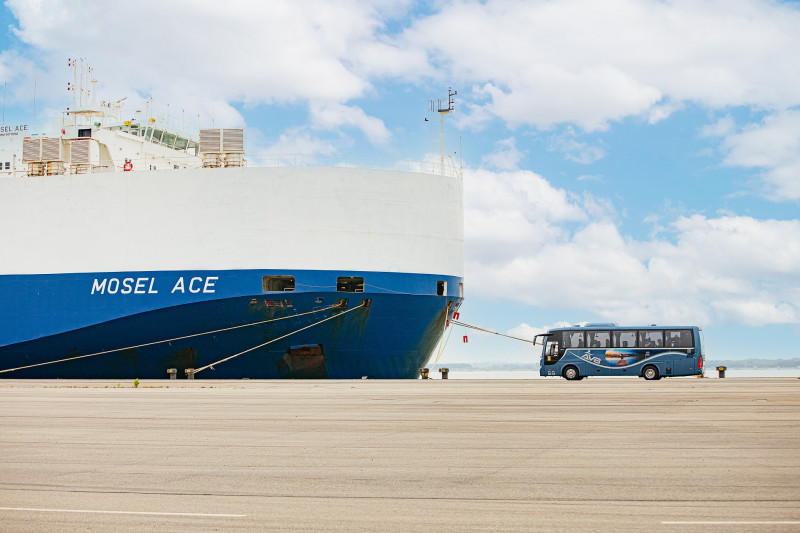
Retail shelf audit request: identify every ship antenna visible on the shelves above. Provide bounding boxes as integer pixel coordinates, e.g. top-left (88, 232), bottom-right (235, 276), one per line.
top-left (435, 87), bottom-right (457, 176)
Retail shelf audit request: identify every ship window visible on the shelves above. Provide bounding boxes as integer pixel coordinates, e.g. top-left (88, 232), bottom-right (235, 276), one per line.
top-left (4, 162), bottom-right (9, 170)
top-left (337, 277), bottom-right (364, 292)
top-left (78, 128), bottom-right (91, 138)
top-left (262, 275), bottom-right (295, 292)
top-left (174, 137), bottom-right (188, 151)
top-left (162, 132), bottom-right (176, 148)
top-left (437, 280), bottom-right (447, 296)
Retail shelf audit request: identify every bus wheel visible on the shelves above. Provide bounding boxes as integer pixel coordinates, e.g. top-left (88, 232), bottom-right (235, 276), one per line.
top-left (643, 365), bottom-right (660, 380)
top-left (563, 366), bottom-right (580, 381)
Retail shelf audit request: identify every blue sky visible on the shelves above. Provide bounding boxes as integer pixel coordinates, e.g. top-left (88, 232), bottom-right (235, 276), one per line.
top-left (1, 0), bottom-right (799, 366)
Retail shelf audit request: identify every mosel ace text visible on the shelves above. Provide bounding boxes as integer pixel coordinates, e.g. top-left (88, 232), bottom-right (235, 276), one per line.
top-left (91, 276), bottom-right (219, 295)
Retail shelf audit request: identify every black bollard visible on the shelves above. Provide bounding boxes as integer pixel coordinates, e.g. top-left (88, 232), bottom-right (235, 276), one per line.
top-left (439, 368), bottom-right (449, 379)
top-left (420, 368), bottom-right (429, 379)
top-left (167, 368), bottom-right (177, 380)
top-left (716, 366), bottom-right (727, 378)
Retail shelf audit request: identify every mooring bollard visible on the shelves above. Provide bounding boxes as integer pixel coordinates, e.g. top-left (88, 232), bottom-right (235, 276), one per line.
top-left (185, 368), bottom-right (196, 380)
top-left (420, 368), bottom-right (429, 379)
top-left (439, 368), bottom-right (449, 379)
top-left (717, 366), bottom-right (727, 378)
top-left (167, 368), bottom-right (177, 380)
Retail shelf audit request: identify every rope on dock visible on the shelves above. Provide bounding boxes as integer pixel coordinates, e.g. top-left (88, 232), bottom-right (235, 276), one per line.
top-left (450, 320), bottom-right (533, 344)
top-left (0, 302), bottom-right (344, 375)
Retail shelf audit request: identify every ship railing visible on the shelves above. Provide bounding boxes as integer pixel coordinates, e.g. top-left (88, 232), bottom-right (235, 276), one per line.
top-left (245, 154), bottom-right (462, 178)
top-left (4, 154), bottom-right (462, 179)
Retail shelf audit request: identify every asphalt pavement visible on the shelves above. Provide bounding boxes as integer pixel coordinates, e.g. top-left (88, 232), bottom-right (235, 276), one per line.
top-left (1, 378), bottom-right (798, 532)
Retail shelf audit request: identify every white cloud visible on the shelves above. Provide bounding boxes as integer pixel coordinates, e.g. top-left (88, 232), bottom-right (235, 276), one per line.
top-left (647, 100), bottom-right (684, 125)
top-left (464, 167), bottom-right (800, 327)
top-left (8, 0), bottom-right (381, 102)
top-left (700, 115), bottom-right (737, 139)
top-left (6, 0), bottom-right (800, 144)
top-left (715, 109), bottom-right (800, 201)
top-left (249, 128), bottom-right (337, 160)
top-left (547, 128), bottom-right (606, 164)
top-left (507, 321), bottom-right (572, 342)
top-left (309, 102), bottom-right (391, 145)
top-left (400, 0), bottom-right (800, 130)
top-left (712, 299), bottom-right (797, 326)
top-left (3, 0), bottom-right (400, 136)
top-left (452, 98), bottom-right (496, 132)
top-left (481, 137), bottom-right (524, 170)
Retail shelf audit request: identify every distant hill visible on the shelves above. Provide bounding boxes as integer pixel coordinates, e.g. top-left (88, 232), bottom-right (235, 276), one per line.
top-left (430, 362), bottom-right (537, 372)
top-left (707, 358), bottom-right (800, 369)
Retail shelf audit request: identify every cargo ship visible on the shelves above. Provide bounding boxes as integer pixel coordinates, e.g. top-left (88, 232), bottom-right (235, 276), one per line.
top-left (0, 62), bottom-right (463, 379)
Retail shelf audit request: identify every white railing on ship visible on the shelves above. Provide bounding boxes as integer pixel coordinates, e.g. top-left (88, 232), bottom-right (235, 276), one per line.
top-left (247, 154), bottom-right (461, 178)
top-left (1, 154), bottom-right (462, 179)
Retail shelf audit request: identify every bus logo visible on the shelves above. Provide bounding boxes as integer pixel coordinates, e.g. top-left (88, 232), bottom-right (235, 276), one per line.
top-left (577, 350), bottom-right (602, 364)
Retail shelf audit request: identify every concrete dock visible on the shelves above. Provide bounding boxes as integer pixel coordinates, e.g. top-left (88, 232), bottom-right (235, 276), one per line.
top-left (1, 378), bottom-right (798, 532)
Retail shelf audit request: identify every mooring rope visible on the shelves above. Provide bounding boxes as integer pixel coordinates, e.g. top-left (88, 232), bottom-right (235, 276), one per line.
top-left (450, 320), bottom-right (533, 344)
top-left (0, 303), bottom-right (344, 375)
top-left (432, 320), bottom-right (454, 366)
top-left (193, 301), bottom-right (367, 374)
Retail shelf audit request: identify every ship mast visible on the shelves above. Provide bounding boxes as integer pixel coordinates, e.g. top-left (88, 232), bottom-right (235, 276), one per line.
top-left (428, 87), bottom-right (459, 177)
top-left (66, 58), bottom-right (107, 127)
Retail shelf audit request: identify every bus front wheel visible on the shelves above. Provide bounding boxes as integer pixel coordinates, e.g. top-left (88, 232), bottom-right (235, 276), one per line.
top-left (643, 365), bottom-right (660, 380)
top-left (563, 366), bottom-right (580, 381)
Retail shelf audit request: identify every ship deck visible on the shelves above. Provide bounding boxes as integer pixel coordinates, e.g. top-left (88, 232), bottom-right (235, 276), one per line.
top-left (1, 378), bottom-right (799, 532)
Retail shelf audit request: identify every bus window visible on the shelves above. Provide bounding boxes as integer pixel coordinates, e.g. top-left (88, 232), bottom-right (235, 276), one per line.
top-left (613, 330), bottom-right (636, 348)
top-left (666, 330), bottom-right (693, 348)
top-left (544, 333), bottom-right (562, 361)
top-left (564, 331), bottom-right (585, 348)
top-left (547, 341), bottom-right (560, 357)
top-left (639, 330), bottom-right (664, 348)
top-left (587, 331), bottom-right (611, 348)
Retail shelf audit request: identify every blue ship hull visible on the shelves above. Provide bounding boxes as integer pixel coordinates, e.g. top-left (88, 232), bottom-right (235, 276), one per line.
top-left (0, 270), bottom-right (462, 379)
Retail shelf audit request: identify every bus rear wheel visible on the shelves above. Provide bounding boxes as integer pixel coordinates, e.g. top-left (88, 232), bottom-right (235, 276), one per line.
top-left (563, 366), bottom-right (580, 381)
top-left (643, 365), bottom-right (660, 380)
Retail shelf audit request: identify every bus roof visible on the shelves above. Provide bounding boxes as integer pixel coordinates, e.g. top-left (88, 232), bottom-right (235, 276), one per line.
top-left (548, 325), bottom-right (701, 332)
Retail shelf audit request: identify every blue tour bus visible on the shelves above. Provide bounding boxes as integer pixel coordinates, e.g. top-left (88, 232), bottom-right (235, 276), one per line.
top-left (536, 324), bottom-right (704, 380)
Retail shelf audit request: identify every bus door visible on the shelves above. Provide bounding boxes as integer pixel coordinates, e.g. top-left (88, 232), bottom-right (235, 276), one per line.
top-left (665, 329), bottom-right (697, 374)
top-left (537, 332), bottom-right (562, 376)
